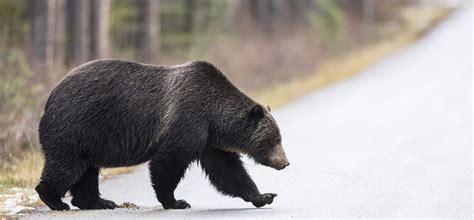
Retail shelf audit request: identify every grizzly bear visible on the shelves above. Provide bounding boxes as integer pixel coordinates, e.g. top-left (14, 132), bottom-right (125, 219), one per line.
top-left (36, 59), bottom-right (289, 211)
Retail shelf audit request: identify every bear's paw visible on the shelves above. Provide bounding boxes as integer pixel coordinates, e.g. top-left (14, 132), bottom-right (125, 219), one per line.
top-left (252, 193), bottom-right (277, 208)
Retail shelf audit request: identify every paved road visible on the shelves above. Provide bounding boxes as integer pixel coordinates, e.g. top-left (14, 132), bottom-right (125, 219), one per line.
top-left (25, 5), bottom-right (472, 219)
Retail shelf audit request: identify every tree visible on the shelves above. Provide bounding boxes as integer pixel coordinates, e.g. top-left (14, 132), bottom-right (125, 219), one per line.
top-left (90, 0), bottom-right (111, 59)
top-left (32, 0), bottom-right (51, 70)
top-left (136, 0), bottom-right (160, 63)
top-left (232, 0), bottom-right (314, 34)
top-left (52, 0), bottom-right (66, 73)
top-left (275, 0), bottom-right (315, 27)
top-left (183, 0), bottom-right (194, 33)
top-left (66, 0), bottom-right (90, 66)
top-left (231, 0), bottom-right (273, 33)
top-left (32, 0), bottom-right (65, 74)
top-left (362, 0), bottom-right (375, 38)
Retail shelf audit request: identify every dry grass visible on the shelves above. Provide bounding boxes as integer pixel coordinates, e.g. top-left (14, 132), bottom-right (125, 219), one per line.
top-left (0, 149), bottom-right (138, 188)
top-left (253, 35), bottom-right (411, 107)
top-left (0, 147), bottom-right (138, 216)
top-left (0, 150), bottom-right (43, 189)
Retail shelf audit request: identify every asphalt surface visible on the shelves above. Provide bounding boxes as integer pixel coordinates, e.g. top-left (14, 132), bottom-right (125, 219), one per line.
top-left (25, 5), bottom-right (472, 219)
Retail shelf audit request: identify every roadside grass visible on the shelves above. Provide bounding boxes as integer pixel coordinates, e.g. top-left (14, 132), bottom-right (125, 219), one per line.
top-left (0, 149), bottom-right (137, 189)
top-left (0, 148), bottom-right (138, 216)
top-left (0, 150), bottom-right (43, 189)
top-left (253, 36), bottom-right (410, 107)
top-left (0, 4), bottom-right (453, 217)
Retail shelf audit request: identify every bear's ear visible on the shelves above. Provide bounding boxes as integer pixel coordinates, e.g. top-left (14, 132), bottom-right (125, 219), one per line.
top-left (248, 104), bottom-right (265, 121)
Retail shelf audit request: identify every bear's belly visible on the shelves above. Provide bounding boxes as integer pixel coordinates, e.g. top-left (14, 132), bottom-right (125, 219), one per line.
top-left (94, 150), bottom-right (154, 168)
top-left (92, 142), bottom-right (157, 168)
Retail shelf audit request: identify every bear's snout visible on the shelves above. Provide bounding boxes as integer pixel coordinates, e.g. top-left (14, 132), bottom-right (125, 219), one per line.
top-left (269, 144), bottom-right (289, 170)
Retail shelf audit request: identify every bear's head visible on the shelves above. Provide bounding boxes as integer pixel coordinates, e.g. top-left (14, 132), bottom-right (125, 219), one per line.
top-left (216, 104), bottom-right (290, 170)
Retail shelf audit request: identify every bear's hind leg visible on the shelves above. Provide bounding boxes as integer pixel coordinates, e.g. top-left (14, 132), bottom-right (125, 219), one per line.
top-left (35, 160), bottom-right (86, 211)
top-left (35, 181), bottom-right (70, 211)
top-left (70, 167), bottom-right (117, 209)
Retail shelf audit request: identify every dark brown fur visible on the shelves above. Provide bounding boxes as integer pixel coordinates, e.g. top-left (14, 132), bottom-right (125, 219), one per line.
top-left (36, 59), bottom-right (287, 210)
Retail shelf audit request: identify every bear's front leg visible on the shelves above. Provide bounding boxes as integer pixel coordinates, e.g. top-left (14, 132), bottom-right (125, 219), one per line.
top-left (149, 153), bottom-right (192, 209)
top-left (200, 147), bottom-right (277, 208)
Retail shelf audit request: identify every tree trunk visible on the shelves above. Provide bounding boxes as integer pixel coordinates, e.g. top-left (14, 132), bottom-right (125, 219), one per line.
top-left (32, 0), bottom-right (66, 74)
top-left (90, 0), bottom-right (111, 59)
top-left (45, 0), bottom-right (56, 71)
top-left (232, 0), bottom-right (285, 34)
top-left (257, 0), bottom-right (274, 33)
top-left (362, 0), bottom-right (375, 40)
top-left (66, 0), bottom-right (90, 66)
top-left (136, 0), bottom-right (160, 64)
top-left (52, 0), bottom-right (66, 74)
top-left (275, 0), bottom-right (312, 27)
top-left (32, 0), bottom-right (48, 69)
top-left (183, 0), bottom-right (194, 33)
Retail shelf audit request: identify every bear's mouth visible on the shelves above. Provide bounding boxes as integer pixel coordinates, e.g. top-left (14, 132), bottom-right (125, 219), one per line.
top-left (269, 163), bottom-right (289, 170)
top-left (221, 145), bottom-right (289, 170)
top-left (259, 160), bottom-right (289, 170)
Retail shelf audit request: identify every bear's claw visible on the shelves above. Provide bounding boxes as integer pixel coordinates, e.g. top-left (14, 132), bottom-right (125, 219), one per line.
top-left (163, 199), bottom-right (191, 209)
top-left (71, 197), bottom-right (117, 210)
top-left (90, 198), bottom-right (118, 209)
top-left (47, 201), bottom-right (70, 211)
top-left (252, 193), bottom-right (277, 208)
